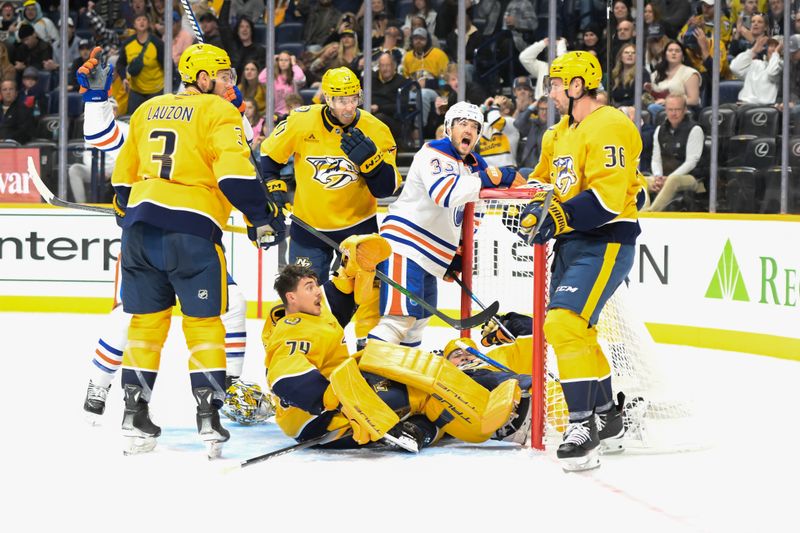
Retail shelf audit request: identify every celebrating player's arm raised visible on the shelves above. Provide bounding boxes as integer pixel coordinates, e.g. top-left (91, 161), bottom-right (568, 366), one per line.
top-left (518, 51), bottom-right (647, 472)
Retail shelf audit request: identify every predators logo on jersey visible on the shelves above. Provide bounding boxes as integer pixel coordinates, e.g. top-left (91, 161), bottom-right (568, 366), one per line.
top-left (307, 156), bottom-right (359, 189)
top-left (552, 156), bottom-right (578, 196)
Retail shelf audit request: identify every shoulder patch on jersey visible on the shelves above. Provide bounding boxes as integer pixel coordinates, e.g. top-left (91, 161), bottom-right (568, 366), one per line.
top-left (284, 317), bottom-right (302, 325)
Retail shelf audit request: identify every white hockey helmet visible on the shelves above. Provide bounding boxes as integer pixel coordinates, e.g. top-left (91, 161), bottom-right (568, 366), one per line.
top-left (444, 101), bottom-right (483, 139)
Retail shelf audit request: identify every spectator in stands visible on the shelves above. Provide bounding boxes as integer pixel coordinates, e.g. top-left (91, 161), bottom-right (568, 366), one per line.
top-left (619, 105), bottom-right (656, 175)
top-left (69, 97), bottom-right (126, 202)
top-left (611, 0), bottom-right (632, 30)
top-left (369, 12), bottom-right (390, 50)
top-left (296, 0), bottom-right (342, 51)
top-left (198, 5), bottom-right (237, 54)
top-left (67, 39), bottom-right (93, 92)
top-left (148, 0), bottom-right (168, 38)
top-left (243, 96), bottom-right (260, 131)
top-left (645, 23), bottom-right (669, 74)
top-left (643, 2), bottom-right (664, 39)
top-left (427, 63), bottom-right (487, 136)
top-left (478, 95), bottom-right (519, 167)
top-left (731, 36), bottom-right (783, 105)
top-left (402, 27), bottom-right (448, 85)
top-left (766, 0), bottom-right (784, 37)
top-left (443, 9), bottom-right (482, 75)
top-left (610, 43), bottom-right (650, 107)
top-left (231, 16), bottom-right (265, 75)
top-left (678, 0), bottom-right (733, 81)
top-left (0, 2), bottom-right (18, 48)
top-left (13, 23), bottom-right (57, 73)
top-left (644, 93), bottom-right (705, 212)
top-left (645, 40), bottom-right (701, 116)
top-left (357, 0), bottom-right (391, 31)
top-left (52, 17), bottom-right (81, 68)
top-left (369, 51), bottom-right (405, 142)
top-left (117, 13), bottom-right (164, 115)
top-left (334, 11), bottom-right (357, 38)
top-left (169, 10), bottom-right (195, 68)
top-left (0, 79), bottom-right (35, 144)
top-left (0, 38), bottom-right (15, 82)
top-left (502, 0), bottom-right (538, 53)
top-left (776, 34), bottom-right (800, 125)
top-left (730, 0), bottom-right (760, 56)
top-left (515, 95), bottom-right (550, 171)
top-left (401, 0), bottom-right (437, 44)
top-left (84, 1), bottom-right (121, 56)
top-left (121, 0), bottom-right (149, 29)
top-left (610, 19), bottom-right (635, 63)
top-left (648, 0), bottom-right (690, 39)
top-left (238, 59), bottom-right (267, 116)
top-left (511, 75), bottom-right (534, 118)
top-left (371, 24), bottom-right (403, 70)
top-left (19, 65), bottom-right (45, 117)
top-left (578, 21), bottom-right (606, 71)
top-left (730, 11), bottom-right (768, 58)
top-left (519, 37), bottom-right (567, 99)
top-left (334, 28), bottom-right (361, 73)
top-left (262, 50), bottom-right (306, 117)
top-left (19, 0), bottom-right (58, 45)
top-left (308, 41), bottom-right (340, 86)
top-left (231, 0), bottom-right (267, 24)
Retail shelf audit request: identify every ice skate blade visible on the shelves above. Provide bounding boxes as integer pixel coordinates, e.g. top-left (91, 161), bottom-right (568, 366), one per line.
top-left (84, 412), bottom-right (103, 426)
top-left (123, 436), bottom-right (157, 455)
top-left (600, 437), bottom-right (625, 455)
top-left (382, 432), bottom-right (419, 453)
top-left (206, 441), bottom-right (224, 460)
top-left (559, 449), bottom-right (600, 472)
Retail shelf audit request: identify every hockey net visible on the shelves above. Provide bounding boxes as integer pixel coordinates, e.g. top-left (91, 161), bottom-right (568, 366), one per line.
top-left (461, 187), bottom-right (701, 452)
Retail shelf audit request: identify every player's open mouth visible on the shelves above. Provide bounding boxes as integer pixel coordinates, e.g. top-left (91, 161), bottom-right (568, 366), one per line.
top-left (460, 136), bottom-right (472, 149)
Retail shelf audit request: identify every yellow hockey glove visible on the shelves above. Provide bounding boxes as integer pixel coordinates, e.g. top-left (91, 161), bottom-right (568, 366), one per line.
top-left (519, 189), bottom-right (569, 244)
top-left (334, 234), bottom-right (391, 304)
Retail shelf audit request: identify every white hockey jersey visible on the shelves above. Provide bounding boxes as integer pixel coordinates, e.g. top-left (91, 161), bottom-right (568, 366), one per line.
top-left (380, 138), bottom-right (489, 279)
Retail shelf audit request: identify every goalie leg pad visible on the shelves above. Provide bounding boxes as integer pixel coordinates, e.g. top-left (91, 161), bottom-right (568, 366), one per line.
top-left (329, 358), bottom-right (400, 444)
top-left (360, 340), bottom-right (521, 442)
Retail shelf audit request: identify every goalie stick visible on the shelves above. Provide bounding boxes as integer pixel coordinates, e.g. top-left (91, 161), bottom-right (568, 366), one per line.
top-left (289, 215), bottom-right (499, 330)
top-left (25, 157), bottom-right (249, 235)
top-left (228, 427), bottom-right (353, 470)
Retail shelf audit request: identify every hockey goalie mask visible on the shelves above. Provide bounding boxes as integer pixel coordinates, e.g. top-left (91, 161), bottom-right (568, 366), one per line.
top-left (444, 101), bottom-right (483, 156)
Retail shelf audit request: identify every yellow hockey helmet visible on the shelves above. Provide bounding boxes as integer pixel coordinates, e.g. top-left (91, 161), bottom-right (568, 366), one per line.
top-left (321, 66), bottom-right (362, 99)
top-left (548, 51), bottom-right (602, 91)
top-left (443, 337), bottom-right (478, 360)
top-left (178, 43), bottom-right (232, 84)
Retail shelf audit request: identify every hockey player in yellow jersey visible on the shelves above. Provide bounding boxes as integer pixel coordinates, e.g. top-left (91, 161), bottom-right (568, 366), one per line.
top-left (111, 43), bottom-right (282, 458)
top-left (262, 243), bottom-right (531, 450)
top-left (259, 66), bottom-right (403, 349)
top-left (518, 51), bottom-right (646, 472)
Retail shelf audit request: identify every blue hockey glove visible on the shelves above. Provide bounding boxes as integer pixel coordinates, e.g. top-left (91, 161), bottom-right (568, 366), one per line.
top-left (247, 213), bottom-right (286, 249)
top-left (477, 166), bottom-right (525, 189)
top-left (224, 85), bottom-right (246, 115)
top-left (77, 47), bottom-right (113, 103)
top-left (340, 127), bottom-right (383, 176)
top-left (266, 179), bottom-right (292, 212)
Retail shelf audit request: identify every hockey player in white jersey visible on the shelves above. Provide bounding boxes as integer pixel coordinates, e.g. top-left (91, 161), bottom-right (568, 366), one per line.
top-left (368, 102), bottom-right (525, 347)
top-left (77, 47), bottom-right (268, 425)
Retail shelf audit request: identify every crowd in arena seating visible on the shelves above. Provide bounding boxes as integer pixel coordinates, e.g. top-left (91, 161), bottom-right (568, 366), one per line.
top-left (0, 0), bottom-right (798, 212)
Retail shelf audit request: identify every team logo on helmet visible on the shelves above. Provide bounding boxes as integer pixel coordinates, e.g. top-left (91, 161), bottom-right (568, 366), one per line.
top-left (553, 156), bottom-right (578, 195)
top-left (307, 156), bottom-right (359, 189)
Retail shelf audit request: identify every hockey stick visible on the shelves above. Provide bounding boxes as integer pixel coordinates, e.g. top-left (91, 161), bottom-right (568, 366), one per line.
top-left (450, 274), bottom-right (518, 342)
top-left (521, 185), bottom-right (555, 245)
top-left (179, 0), bottom-right (204, 42)
top-left (289, 215), bottom-right (500, 330)
top-left (455, 340), bottom-right (513, 372)
top-left (230, 426), bottom-right (353, 470)
top-left (26, 157), bottom-right (248, 235)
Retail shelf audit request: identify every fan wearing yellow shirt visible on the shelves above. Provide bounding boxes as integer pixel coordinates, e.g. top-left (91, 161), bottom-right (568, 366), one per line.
top-left (518, 51), bottom-right (647, 472)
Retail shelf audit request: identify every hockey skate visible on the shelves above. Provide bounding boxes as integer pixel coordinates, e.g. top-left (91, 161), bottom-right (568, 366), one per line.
top-left (121, 384), bottom-right (161, 455)
top-left (597, 395), bottom-right (626, 454)
top-left (492, 393), bottom-right (532, 445)
top-left (380, 417), bottom-right (437, 453)
top-left (83, 380), bottom-right (111, 425)
top-left (557, 416), bottom-right (600, 472)
top-left (194, 387), bottom-right (230, 460)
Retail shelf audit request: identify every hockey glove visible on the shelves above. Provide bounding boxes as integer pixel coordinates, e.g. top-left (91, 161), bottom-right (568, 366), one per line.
top-left (481, 312), bottom-right (533, 347)
top-left (478, 166), bottom-right (526, 189)
top-left (247, 212), bottom-right (287, 249)
top-left (443, 247), bottom-right (463, 282)
top-left (519, 190), bottom-right (569, 244)
top-left (266, 179), bottom-right (292, 212)
top-left (223, 85), bottom-right (246, 115)
top-left (77, 46), bottom-right (114, 103)
top-left (340, 127), bottom-right (383, 177)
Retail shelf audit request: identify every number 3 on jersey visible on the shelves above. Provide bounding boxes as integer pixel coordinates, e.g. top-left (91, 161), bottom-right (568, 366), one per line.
top-left (603, 145), bottom-right (625, 168)
top-left (150, 129), bottom-right (177, 179)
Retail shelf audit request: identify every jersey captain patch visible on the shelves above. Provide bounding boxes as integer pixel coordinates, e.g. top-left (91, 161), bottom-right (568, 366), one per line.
top-left (553, 155), bottom-right (578, 195)
top-left (307, 156), bottom-right (359, 189)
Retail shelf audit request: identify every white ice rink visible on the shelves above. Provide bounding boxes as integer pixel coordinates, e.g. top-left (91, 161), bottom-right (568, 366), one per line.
top-left (5, 312), bottom-right (797, 533)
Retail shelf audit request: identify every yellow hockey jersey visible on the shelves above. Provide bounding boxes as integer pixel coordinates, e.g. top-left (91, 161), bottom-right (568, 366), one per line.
top-left (259, 104), bottom-right (402, 232)
top-left (264, 301), bottom-right (351, 438)
top-left (111, 90), bottom-right (274, 243)
top-left (529, 106), bottom-right (646, 244)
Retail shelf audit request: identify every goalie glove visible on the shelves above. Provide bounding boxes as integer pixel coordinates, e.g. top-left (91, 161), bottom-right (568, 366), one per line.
top-left (332, 234), bottom-right (391, 304)
top-left (77, 46), bottom-right (113, 103)
top-left (519, 189), bottom-right (569, 244)
top-left (340, 127), bottom-right (383, 177)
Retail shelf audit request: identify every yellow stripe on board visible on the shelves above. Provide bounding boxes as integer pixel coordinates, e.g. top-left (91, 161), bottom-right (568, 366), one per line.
top-left (646, 323), bottom-right (800, 361)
